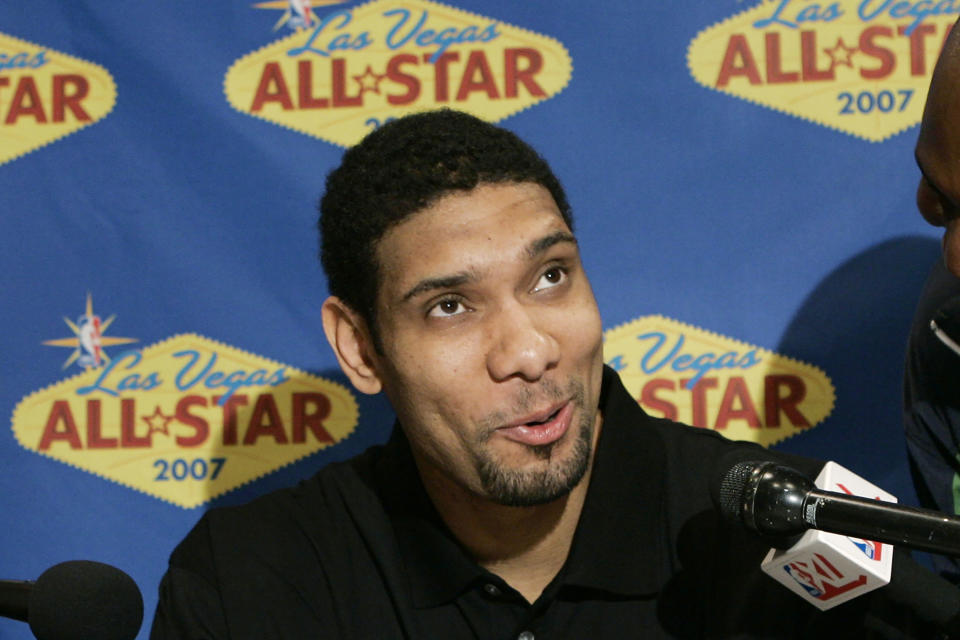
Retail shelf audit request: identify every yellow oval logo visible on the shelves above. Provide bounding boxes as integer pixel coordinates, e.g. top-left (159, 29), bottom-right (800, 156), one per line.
top-left (12, 334), bottom-right (359, 508)
top-left (225, 0), bottom-right (572, 146)
top-left (0, 31), bottom-right (116, 165)
top-left (605, 315), bottom-right (834, 446)
top-left (688, 1), bottom-right (956, 141)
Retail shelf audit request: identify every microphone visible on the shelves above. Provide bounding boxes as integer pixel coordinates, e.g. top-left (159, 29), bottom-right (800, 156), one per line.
top-left (0, 561), bottom-right (143, 640)
top-left (714, 458), bottom-right (960, 557)
top-left (712, 455), bottom-right (960, 634)
top-left (712, 455), bottom-right (897, 610)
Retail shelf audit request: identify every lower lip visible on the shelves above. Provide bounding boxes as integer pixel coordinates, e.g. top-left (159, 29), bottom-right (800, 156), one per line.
top-left (497, 402), bottom-right (573, 447)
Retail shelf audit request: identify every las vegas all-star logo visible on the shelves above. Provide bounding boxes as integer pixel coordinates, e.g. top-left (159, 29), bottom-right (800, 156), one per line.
top-left (688, 1), bottom-right (958, 141)
top-left (605, 316), bottom-right (834, 446)
top-left (227, 0), bottom-right (572, 146)
top-left (13, 296), bottom-right (358, 509)
top-left (0, 32), bottom-right (115, 165)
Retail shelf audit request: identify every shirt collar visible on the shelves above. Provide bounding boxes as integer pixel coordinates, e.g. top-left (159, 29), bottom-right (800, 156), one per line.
top-left (559, 365), bottom-right (669, 596)
top-left (375, 427), bottom-right (487, 608)
top-left (377, 366), bottom-right (669, 608)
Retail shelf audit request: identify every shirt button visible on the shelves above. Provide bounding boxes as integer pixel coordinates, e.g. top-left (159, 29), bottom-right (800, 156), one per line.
top-left (482, 583), bottom-right (501, 597)
top-left (517, 632), bottom-right (535, 640)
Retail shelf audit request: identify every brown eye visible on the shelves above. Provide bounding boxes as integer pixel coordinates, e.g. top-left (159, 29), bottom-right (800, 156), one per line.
top-left (533, 266), bottom-right (567, 293)
top-left (427, 297), bottom-right (467, 318)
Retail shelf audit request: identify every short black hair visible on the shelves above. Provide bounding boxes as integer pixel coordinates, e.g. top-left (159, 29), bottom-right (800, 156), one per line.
top-left (319, 108), bottom-right (572, 343)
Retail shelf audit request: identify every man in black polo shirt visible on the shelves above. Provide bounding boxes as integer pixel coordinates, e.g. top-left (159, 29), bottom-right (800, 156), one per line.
top-left (152, 109), bottom-right (948, 638)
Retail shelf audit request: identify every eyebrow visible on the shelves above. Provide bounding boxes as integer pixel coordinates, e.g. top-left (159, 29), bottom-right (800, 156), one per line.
top-left (401, 272), bottom-right (473, 303)
top-left (527, 230), bottom-right (577, 258)
top-left (400, 229), bottom-right (579, 303)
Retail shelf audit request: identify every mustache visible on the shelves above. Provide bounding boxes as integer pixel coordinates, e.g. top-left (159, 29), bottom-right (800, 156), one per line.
top-left (474, 379), bottom-right (584, 444)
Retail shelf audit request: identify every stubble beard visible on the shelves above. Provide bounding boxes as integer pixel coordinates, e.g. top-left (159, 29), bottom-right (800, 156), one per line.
top-left (472, 380), bottom-right (595, 507)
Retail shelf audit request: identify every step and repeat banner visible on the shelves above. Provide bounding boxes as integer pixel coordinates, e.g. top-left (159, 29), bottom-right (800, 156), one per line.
top-left (0, 1), bottom-right (949, 637)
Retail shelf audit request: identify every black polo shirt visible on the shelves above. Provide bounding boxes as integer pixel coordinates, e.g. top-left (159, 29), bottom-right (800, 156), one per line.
top-left (150, 367), bottom-right (938, 639)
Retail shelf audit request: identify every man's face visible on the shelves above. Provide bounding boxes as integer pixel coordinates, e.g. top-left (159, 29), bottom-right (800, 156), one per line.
top-left (368, 182), bottom-right (605, 507)
top-left (916, 46), bottom-right (960, 277)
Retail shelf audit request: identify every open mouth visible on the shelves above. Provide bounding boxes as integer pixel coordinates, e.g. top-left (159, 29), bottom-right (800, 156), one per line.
top-left (524, 407), bottom-right (562, 427)
top-left (497, 402), bottom-right (572, 447)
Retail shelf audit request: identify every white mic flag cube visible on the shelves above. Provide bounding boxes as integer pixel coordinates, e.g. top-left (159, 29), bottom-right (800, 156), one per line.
top-left (760, 461), bottom-right (895, 610)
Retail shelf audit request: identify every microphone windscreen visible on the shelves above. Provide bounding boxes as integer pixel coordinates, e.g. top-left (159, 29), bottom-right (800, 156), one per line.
top-left (709, 448), bottom-right (774, 525)
top-left (28, 560), bottom-right (143, 640)
top-left (712, 459), bottom-right (759, 524)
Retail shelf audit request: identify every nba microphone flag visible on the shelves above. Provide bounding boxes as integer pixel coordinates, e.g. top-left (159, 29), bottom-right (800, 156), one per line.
top-left (761, 462), bottom-right (895, 610)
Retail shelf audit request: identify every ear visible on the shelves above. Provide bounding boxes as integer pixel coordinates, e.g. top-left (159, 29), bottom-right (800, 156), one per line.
top-left (321, 296), bottom-right (383, 395)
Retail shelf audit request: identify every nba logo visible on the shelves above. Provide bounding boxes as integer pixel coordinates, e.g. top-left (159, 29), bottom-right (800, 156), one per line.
top-left (43, 294), bottom-right (138, 370)
top-left (782, 553), bottom-right (867, 602)
top-left (77, 313), bottom-right (103, 368)
top-left (848, 537), bottom-right (882, 560)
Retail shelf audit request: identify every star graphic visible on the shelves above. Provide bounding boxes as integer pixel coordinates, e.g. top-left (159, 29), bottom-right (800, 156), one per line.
top-left (143, 406), bottom-right (174, 436)
top-left (353, 65), bottom-right (386, 95)
top-left (252, 0), bottom-right (349, 32)
top-left (824, 38), bottom-right (858, 71)
top-left (42, 293), bottom-right (138, 370)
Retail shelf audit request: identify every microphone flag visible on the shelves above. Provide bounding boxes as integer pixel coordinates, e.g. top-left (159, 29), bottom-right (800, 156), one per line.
top-left (760, 461), bottom-right (895, 610)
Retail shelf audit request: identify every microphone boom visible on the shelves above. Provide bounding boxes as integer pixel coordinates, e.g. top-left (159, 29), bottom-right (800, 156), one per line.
top-left (717, 459), bottom-right (960, 557)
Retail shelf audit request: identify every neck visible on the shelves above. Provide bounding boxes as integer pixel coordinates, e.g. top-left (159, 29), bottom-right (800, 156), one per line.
top-left (415, 418), bottom-right (601, 603)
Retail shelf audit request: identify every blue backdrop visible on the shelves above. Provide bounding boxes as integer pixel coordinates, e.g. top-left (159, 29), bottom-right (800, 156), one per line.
top-left (0, 1), bottom-right (946, 638)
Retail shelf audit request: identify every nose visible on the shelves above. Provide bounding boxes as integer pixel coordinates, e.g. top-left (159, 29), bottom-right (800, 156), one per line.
top-left (486, 301), bottom-right (560, 382)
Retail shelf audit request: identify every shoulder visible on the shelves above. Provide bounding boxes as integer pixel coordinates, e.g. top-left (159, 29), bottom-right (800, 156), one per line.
top-left (599, 367), bottom-right (824, 525)
top-left (154, 443), bottom-right (403, 639)
top-left (172, 445), bottom-right (388, 575)
top-left (653, 416), bottom-right (821, 475)
top-left (601, 365), bottom-right (822, 483)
